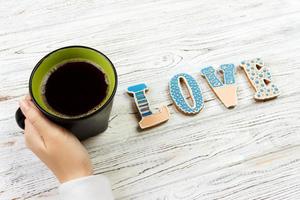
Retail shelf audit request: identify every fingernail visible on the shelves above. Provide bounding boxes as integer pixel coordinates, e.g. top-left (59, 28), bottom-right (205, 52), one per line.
top-left (19, 99), bottom-right (30, 113)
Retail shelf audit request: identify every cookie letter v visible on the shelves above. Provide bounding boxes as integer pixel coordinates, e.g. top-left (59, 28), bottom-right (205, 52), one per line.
top-left (201, 64), bottom-right (237, 108)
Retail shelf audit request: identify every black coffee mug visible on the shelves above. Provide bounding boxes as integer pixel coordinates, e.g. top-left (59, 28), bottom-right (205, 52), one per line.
top-left (15, 46), bottom-right (118, 140)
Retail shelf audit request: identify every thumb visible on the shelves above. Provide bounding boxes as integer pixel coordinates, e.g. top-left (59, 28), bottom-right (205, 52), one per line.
top-left (19, 97), bottom-right (58, 138)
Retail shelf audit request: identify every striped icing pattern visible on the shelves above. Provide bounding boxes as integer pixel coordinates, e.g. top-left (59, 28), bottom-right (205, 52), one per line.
top-left (135, 91), bottom-right (152, 117)
top-left (127, 83), bottom-right (153, 117)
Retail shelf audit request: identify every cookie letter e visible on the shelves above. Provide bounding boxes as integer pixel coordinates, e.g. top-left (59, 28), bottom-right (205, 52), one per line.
top-left (169, 73), bottom-right (204, 115)
top-left (127, 83), bottom-right (170, 129)
top-left (240, 58), bottom-right (280, 100)
top-left (201, 64), bottom-right (237, 108)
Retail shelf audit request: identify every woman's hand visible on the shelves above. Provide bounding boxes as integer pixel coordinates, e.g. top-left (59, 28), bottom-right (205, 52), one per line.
top-left (19, 95), bottom-right (93, 183)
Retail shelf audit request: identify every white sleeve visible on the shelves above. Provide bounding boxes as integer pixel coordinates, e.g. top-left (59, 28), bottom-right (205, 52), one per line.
top-left (59, 175), bottom-right (114, 200)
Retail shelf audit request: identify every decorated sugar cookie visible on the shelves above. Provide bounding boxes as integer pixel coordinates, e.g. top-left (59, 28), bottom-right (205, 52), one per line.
top-left (240, 58), bottom-right (280, 100)
top-left (127, 83), bottom-right (170, 129)
top-left (169, 73), bottom-right (204, 114)
top-left (201, 64), bottom-right (237, 108)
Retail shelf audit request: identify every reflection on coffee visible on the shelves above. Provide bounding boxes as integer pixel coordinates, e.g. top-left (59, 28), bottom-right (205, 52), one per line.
top-left (43, 61), bottom-right (108, 117)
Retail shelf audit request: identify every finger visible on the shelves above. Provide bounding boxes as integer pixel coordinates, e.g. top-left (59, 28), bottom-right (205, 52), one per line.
top-left (19, 98), bottom-right (58, 138)
top-left (25, 95), bottom-right (32, 101)
top-left (19, 97), bottom-right (30, 115)
top-left (24, 119), bottom-right (46, 154)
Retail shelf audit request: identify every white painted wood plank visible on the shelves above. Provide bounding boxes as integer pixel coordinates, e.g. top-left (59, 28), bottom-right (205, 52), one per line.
top-left (0, 0), bottom-right (300, 199)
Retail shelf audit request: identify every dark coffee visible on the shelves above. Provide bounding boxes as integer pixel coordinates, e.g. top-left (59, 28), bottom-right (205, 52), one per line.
top-left (44, 61), bottom-right (108, 117)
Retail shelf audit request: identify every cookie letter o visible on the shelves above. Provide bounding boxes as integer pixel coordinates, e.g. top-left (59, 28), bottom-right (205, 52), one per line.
top-left (169, 73), bottom-right (204, 115)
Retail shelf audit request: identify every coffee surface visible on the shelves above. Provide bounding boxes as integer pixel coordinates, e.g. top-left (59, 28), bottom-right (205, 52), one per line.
top-left (44, 61), bottom-right (108, 117)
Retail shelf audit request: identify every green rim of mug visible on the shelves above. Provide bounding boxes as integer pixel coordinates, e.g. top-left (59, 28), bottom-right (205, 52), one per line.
top-left (29, 46), bottom-right (117, 120)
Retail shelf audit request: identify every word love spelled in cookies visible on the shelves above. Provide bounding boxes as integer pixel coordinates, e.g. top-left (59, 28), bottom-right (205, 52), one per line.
top-left (127, 59), bottom-right (280, 129)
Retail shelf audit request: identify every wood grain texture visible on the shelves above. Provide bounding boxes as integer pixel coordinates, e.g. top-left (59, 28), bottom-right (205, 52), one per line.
top-left (1, 0), bottom-right (300, 199)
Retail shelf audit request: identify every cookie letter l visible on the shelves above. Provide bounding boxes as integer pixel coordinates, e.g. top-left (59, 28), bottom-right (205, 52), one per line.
top-left (169, 73), bottom-right (204, 114)
top-left (201, 64), bottom-right (237, 108)
top-left (127, 83), bottom-right (170, 129)
top-left (240, 58), bottom-right (280, 100)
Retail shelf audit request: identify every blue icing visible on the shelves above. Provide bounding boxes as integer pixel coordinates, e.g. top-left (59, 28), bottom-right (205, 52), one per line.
top-left (169, 73), bottom-right (204, 114)
top-left (138, 99), bottom-right (147, 104)
top-left (127, 83), bottom-right (147, 93)
top-left (136, 92), bottom-right (145, 98)
top-left (241, 59), bottom-right (280, 99)
top-left (201, 65), bottom-right (236, 88)
top-left (220, 64), bottom-right (236, 84)
top-left (142, 111), bottom-right (152, 117)
top-left (127, 83), bottom-right (153, 117)
top-left (136, 96), bottom-right (145, 101)
top-left (201, 66), bottom-right (223, 87)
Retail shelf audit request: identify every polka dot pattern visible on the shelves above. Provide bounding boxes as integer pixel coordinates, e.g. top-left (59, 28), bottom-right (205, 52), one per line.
top-left (201, 66), bottom-right (223, 87)
top-left (169, 73), bottom-right (204, 114)
top-left (201, 64), bottom-right (236, 88)
top-left (240, 58), bottom-right (280, 100)
top-left (220, 64), bottom-right (236, 85)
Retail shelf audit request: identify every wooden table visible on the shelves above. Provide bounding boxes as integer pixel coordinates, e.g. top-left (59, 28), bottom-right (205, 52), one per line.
top-left (1, 0), bottom-right (300, 199)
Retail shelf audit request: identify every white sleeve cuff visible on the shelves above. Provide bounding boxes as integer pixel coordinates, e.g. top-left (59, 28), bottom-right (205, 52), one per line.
top-left (59, 175), bottom-right (114, 200)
